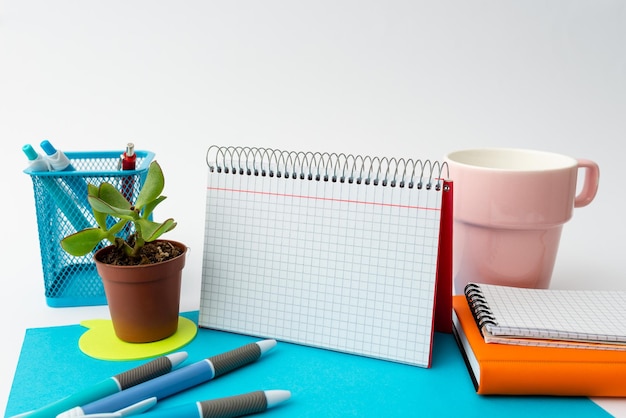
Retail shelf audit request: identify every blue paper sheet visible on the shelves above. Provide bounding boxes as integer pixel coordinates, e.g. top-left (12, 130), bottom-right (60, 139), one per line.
top-left (5, 312), bottom-right (610, 417)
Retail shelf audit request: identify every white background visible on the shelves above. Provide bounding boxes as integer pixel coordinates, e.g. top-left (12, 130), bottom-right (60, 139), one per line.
top-left (1, 0), bottom-right (624, 416)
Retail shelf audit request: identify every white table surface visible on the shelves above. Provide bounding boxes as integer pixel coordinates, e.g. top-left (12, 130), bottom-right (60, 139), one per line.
top-left (1, 1), bottom-right (625, 416)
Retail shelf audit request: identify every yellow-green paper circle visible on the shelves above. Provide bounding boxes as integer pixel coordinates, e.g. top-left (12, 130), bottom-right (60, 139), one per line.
top-left (78, 316), bottom-right (197, 361)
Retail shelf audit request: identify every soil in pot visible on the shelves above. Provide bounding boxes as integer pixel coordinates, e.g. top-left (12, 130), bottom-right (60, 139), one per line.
top-left (98, 240), bottom-right (184, 265)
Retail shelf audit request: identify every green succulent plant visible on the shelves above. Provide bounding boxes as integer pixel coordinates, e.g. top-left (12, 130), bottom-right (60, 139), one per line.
top-left (60, 160), bottom-right (177, 260)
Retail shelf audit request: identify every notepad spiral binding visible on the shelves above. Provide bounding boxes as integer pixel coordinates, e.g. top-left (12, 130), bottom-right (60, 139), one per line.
top-left (464, 283), bottom-right (498, 332)
top-left (206, 145), bottom-right (449, 191)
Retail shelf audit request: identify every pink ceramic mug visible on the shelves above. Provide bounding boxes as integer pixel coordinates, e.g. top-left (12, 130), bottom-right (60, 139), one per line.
top-left (445, 148), bottom-right (599, 293)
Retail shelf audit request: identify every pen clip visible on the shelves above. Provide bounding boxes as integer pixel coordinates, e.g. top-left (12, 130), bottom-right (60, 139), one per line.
top-left (80, 397), bottom-right (156, 418)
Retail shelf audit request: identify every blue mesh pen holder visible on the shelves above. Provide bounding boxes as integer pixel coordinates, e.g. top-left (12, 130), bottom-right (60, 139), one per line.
top-left (24, 150), bottom-right (155, 307)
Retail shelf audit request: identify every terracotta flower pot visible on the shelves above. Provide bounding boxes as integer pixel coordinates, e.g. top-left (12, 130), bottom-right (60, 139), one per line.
top-left (94, 240), bottom-right (187, 343)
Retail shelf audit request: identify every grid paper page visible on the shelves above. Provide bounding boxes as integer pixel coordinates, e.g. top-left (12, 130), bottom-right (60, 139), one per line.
top-left (200, 164), bottom-right (444, 367)
top-left (476, 284), bottom-right (626, 343)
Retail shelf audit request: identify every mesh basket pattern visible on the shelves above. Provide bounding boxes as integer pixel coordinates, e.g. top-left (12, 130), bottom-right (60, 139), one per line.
top-left (25, 150), bottom-right (155, 307)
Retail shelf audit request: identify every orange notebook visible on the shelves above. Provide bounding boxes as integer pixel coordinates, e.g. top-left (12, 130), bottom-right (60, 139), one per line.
top-left (452, 295), bottom-right (626, 396)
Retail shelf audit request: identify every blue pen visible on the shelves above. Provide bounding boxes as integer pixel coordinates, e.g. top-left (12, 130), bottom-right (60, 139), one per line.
top-left (58, 340), bottom-right (277, 417)
top-left (9, 352), bottom-right (187, 418)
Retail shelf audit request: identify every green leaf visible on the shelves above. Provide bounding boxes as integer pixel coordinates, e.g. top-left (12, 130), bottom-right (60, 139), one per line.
top-left (136, 218), bottom-right (177, 242)
top-left (108, 219), bottom-right (128, 236)
top-left (141, 196), bottom-right (167, 219)
top-left (135, 161), bottom-right (165, 209)
top-left (97, 183), bottom-right (132, 210)
top-left (60, 228), bottom-right (108, 256)
top-left (87, 183), bottom-right (98, 196)
top-left (88, 195), bottom-right (137, 218)
top-left (88, 184), bottom-right (108, 228)
top-left (92, 209), bottom-right (108, 230)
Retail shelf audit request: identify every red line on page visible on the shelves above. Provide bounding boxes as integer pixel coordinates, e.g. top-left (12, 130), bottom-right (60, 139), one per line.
top-left (207, 186), bottom-right (442, 211)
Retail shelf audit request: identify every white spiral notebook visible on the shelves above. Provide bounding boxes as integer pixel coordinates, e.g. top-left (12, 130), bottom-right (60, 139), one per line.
top-left (199, 146), bottom-right (453, 367)
top-left (465, 282), bottom-right (626, 350)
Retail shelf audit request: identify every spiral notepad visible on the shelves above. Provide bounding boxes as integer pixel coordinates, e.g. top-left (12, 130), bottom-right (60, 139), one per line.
top-left (465, 282), bottom-right (626, 350)
top-left (199, 146), bottom-right (453, 367)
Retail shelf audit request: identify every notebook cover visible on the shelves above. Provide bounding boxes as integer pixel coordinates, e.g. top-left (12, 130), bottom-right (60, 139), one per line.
top-left (5, 311), bottom-right (609, 417)
top-left (452, 295), bottom-right (626, 396)
top-left (433, 180), bottom-right (453, 334)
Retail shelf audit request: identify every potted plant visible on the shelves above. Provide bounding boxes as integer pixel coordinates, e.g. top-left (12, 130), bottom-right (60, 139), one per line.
top-left (60, 161), bottom-right (186, 343)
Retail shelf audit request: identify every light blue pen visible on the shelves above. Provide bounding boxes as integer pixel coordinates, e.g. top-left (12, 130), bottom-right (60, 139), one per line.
top-left (40, 140), bottom-right (89, 204)
top-left (9, 352), bottom-right (187, 418)
top-left (78, 390), bottom-right (292, 418)
top-left (22, 144), bottom-right (92, 232)
top-left (58, 340), bottom-right (277, 417)
top-left (40, 140), bottom-right (76, 171)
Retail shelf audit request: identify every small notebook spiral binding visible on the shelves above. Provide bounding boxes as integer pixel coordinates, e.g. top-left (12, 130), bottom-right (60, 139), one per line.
top-left (464, 283), bottom-right (498, 333)
top-left (206, 145), bottom-right (450, 191)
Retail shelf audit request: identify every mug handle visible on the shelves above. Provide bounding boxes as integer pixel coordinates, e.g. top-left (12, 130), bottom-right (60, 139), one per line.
top-left (574, 159), bottom-right (600, 208)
